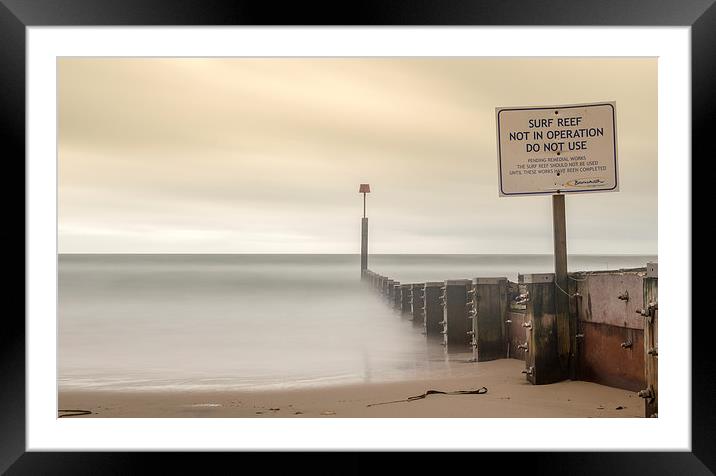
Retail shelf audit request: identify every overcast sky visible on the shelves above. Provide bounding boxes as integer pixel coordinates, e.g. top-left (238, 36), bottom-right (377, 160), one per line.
top-left (58, 58), bottom-right (656, 254)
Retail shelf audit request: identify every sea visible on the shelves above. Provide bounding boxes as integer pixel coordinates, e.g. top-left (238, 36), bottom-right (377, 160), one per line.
top-left (58, 254), bottom-right (656, 392)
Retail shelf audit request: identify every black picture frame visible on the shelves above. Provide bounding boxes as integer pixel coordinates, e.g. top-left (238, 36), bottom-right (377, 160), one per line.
top-left (1, 0), bottom-right (706, 473)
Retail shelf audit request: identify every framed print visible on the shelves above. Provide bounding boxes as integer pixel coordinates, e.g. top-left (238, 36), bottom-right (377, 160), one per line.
top-left (1, 0), bottom-right (709, 473)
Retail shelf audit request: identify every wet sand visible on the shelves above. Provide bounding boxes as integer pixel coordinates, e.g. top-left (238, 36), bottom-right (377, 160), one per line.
top-left (58, 359), bottom-right (642, 418)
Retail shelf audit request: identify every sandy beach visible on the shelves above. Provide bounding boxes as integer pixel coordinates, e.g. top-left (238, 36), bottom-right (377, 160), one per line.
top-left (58, 359), bottom-right (641, 418)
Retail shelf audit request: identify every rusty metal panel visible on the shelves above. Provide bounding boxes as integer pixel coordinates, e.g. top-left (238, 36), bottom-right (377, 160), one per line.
top-left (574, 271), bottom-right (645, 329)
top-left (577, 321), bottom-right (645, 392)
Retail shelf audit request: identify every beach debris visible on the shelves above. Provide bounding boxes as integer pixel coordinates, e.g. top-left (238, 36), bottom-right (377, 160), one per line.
top-left (58, 409), bottom-right (93, 418)
top-left (320, 411), bottom-right (336, 415)
top-left (597, 405), bottom-right (605, 410)
top-left (294, 411), bottom-right (304, 415)
top-left (255, 411), bottom-right (264, 414)
top-left (615, 406), bottom-right (625, 410)
top-left (366, 386), bottom-right (488, 407)
top-left (269, 408), bottom-right (280, 411)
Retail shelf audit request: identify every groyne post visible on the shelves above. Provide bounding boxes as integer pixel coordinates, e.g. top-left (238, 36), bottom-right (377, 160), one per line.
top-left (392, 282), bottom-right (402, 310)
top-left (385, 278), bottom-right (394, 299)
top-left (410, 283), bottom-right (425, 327)
top-left (442, 279), bottom-right (472, 351)
top-left (423, 282), bottom-right (444, 338)
top-left (400, 283), bottom-right (411, 315)
top-left (471, 277), bottom-right (509, 362)
top-left (640, 262), bottom-right (658, 417)
top-left (521, 273), bottom-right (563, 384)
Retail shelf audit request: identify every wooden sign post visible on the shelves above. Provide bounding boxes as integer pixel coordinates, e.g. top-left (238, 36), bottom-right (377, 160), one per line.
top-left (552, 193), bottom-right (571, 378)
top-left (496, 102), bottom-right (619, 383)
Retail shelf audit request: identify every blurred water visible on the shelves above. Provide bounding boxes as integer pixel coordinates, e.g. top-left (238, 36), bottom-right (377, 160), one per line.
top-left (58, 254), bottom-right (655, 392)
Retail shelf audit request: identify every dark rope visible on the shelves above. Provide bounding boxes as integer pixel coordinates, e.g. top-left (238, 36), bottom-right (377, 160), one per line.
top-left (58, 409), bottom-right (93, 418)
top-left (367, 386), bottom-right (487, 407)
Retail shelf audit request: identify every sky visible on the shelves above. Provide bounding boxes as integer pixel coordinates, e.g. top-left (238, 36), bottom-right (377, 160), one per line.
top-left (58, 58), bottom-right (657, 254)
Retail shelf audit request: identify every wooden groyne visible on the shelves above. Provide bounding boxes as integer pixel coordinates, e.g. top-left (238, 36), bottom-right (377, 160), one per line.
top-left (361, 264), bottom-right (658, 418)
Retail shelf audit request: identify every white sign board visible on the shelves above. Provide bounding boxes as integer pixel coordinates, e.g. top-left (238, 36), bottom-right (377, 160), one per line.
top-left (496, 102), bottom-right (618, 196)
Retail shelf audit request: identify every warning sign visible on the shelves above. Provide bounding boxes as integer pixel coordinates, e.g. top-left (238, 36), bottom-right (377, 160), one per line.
top-left (495, 102), bottom-right (618, 196)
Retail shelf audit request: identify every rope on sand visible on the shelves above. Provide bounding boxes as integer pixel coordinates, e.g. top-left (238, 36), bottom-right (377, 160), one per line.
top-left (58, 409), bottom-right (93, 418)
top-left (366, 386), bottom-right (487, 407)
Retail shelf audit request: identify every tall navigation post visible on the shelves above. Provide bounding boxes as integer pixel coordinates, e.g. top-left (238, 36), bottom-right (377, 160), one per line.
top-left (359, 184), bottom-right (371, 278)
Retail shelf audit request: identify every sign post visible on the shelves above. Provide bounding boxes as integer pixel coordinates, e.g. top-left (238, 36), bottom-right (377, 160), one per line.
top-left (496, 102), bottom-right (618, 382)
top-left (552, 193), bottom-right (570, 378)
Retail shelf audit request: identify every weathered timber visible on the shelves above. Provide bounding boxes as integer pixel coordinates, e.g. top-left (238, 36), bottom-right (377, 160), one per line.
top-left (642, 262), bottom-right (658, 417)
top-left (423, 282), bottom-right (444, 338)
top-left (385, 279), bottom-right (394, 299)
top-left (442, 279), bottom-right (472, 351)
top-left (552, 194), bottom-right (573, 380)
top-left (522, 273), bottom-right (563, 384)
top-left (410, 283), bottom-right (425, 327)
top-left (400, 283), bottom-right (412, 315)
top-left (472, 277), bottom-right (509, 361)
